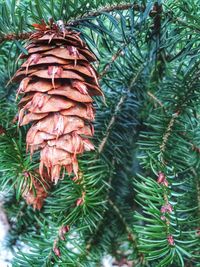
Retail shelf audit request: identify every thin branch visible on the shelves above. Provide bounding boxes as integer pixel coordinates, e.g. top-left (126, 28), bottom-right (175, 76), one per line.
top-left (151, 2), bottom-right (162, 35)
top-left (0, 3), bottom-right (142, 44)
top-left (108, 199), bottom-right (137, 248)
top-left (191, 168), bottom-right (200, 218)
top-left (159, 70), bottom-right (200, 162)
top-left (100, 35), bottom-right (134, 77)
top-left (98, 64), bottom-right (144, 153)
top-left (160, 111), bottom-right (179, 156)
top-left (195, 176), bottom-right (200, 218)
top-left (68, 3), bottom-right (141, 26)
top-left (100, 48), bottom-right (125, 77)
top-left (163, 3), bottom-right (200, 33)
top-left (85, 159), bottom-right (114, 253)
top-left (98, 94), bottom-right (126, 154)
top-left (147, 91), bottom-right (164, 107)
top-left (0, 32), bottom-right (32, 44)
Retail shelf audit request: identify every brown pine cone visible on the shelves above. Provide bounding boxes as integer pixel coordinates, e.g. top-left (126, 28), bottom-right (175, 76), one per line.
top-left (13, 20), bottom-right (102, 184)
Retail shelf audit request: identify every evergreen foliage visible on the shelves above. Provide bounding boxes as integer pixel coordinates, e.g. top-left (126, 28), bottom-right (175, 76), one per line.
top-left (0, 0), bottom-right (199, 266)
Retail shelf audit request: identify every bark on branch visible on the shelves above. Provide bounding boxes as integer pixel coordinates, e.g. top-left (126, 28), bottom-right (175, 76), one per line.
top-left (0, 3), bottom-right (143, 44)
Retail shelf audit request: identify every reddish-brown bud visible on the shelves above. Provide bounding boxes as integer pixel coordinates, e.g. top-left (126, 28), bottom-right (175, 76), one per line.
top-left (23, 171), bottom-right (30, 178)
top-left (160, 215), bottom-right (166, 221)
top-left (63, 225), bottom-right (70, 233)
top-left (167, 235), bottom-right (175, 246)
top-left (76, 198), bottom-right (84, 206)
top-left (161, 203), bottom-right (173, 213)
top-left (157, 172), bottom-right (168, 187)
top-left (53, 247), bottom-right (61, 257)
top-left (59, 225), bottom-right (70, 240)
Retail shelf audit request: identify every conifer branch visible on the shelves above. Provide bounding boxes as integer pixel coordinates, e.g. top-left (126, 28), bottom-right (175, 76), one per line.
top-left (194, 170), bottom-right (200, 218)
top-left (84, 162), bottom-right (114, 253)
top-left (0, 32), bottom-right (32, 44)
top-left (2, 1), bottom-right (200, 265)
top-left (100, 47), bottom-right (125, 77)
top-left (98, 64), bottom-right (144, 153)
top-left (172, 17), bottom-right (200, 32)
top-left (98, 94), bottom-right (126, 153)
top-left (147, 91), bottom-right (164, 107)
top-left (68, 3), bottom-right (141, 26)
top-left (0, 3), bottom-right (141, 44)
top-left (108, 199), bottom-right (137, 246)
top-left (100, 34), bottom-right (135, 78)
top-left (77, 160), bottom-right (115, 264)
top-left (165, 4), bottom-right (200, 33)
top-left (160, 111), bottom-right (179, 157)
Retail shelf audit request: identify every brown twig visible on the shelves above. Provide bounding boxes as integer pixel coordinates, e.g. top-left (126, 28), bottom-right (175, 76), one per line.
top-left (159, 111), bottom-right (180, 161)
top-left (98, 94), bottom-right (126, 154)
top-left (100, 48), bottom-right (125, 77)
top-left (108, 199), bottom-right (137, 246)
top-left (0, 32), bottom-right (32, 44)
top-left (195, 176), bottom-right (200, 218)
top-left (98, 64), bottom-right (144, 153)
top-left (0, 3), bottom-right (142, 44)
top-left (147, 91), bottom-right (164, 107)
top-left (100, 34), bottom-right (135, 78)
top-left (68, 3), bottom-right (143, 26)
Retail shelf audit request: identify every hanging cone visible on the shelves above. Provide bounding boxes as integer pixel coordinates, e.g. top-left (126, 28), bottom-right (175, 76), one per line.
top-left (13, 20), bottom-right (103, 184)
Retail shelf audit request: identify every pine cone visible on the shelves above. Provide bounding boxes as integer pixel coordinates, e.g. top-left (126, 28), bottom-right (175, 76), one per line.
top-left (13, 20), bottom-right (102, 183)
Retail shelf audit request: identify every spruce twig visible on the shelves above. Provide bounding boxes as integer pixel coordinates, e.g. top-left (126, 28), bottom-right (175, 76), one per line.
top-left (108, 199), bottom-right (137, 246)
top-left (0, 3), bottom-right (142, 44)
top-left (160, 111), bottom-right (179, 157)
top-left (147, 91), bottom-right (164, 107)
top-left (98, 64), bottom-right (144, 153)
top-left (68, 3), bottom-right (141, 26)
